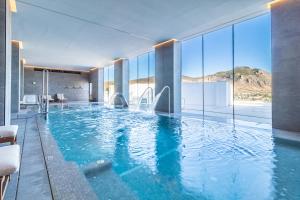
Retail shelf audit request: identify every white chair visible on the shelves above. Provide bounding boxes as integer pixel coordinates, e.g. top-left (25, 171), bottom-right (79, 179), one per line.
top-left (21, 95), bottom-right (38, 105)
top-left (0, 145), bottom-right (20, 200)
top-left (0, 125), bottom-right (18, 144)
top-left (56, 93), bottom-right (67, 102)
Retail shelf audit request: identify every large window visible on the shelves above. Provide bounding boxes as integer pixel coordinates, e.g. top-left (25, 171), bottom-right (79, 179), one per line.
top-left (149, 51), bottom-right (155, 94)
top-left (103, 65), bottom-right (114, 104)
top-left (108, 65), bottom-right (114, 101)
top-left (234, 14), bottom-right (271, 122)
top-left (104, 67), bottom-right (109, 103)
top-left (203, 26), bottom-right (233, 118)
top-left (129, 51), bottom-right (155, 106)
top-left (137, 53), bottom-right (149, 99)
top-left (129, 58), bottom-right (138, 105)
top-left (181, 14), bottom-right (271, 123)
top-left (182, 36), bottom-right (203, 112)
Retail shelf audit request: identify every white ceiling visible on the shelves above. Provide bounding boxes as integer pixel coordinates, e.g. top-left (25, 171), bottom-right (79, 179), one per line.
top-left (12, 0), bottom-right (271, 71)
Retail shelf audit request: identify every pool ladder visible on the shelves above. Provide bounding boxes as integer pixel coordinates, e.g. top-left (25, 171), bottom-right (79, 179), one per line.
top-left (151, 86), bottom-right (170, 115)
top-left (138, 86), bottom-right (170, 115)
top-left (109, 93), bottom-right (129, 108)
top-left (138, 87), bottom-right (154, 108)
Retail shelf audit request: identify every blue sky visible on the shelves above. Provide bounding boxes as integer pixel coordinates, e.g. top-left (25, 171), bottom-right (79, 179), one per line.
top-left (182, 13), bottom-right (271, 77)
top-left (116, 14), bottom-right (271, 80)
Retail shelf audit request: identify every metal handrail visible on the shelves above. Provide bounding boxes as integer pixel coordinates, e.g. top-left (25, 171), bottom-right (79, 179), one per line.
top-left (152, 85), bottom-right (170, 115)
top-left (109, 92), bottom-right (129, 108)
top-left (138, 87), bottom-right (154, 106)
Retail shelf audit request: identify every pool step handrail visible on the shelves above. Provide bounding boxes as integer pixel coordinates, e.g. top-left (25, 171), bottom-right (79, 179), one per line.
top-left (109, 93), bottom-right (129, 108)
top-left (138, 87), bottom-right (154, 107)
top-left (151, 85), bottom-right (170, 115)
top-left (39, 69), bottom-right (49, 115)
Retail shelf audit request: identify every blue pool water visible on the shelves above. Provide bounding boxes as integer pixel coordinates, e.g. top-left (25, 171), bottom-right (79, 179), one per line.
top-left (47, 104), bottom-right (300, 200)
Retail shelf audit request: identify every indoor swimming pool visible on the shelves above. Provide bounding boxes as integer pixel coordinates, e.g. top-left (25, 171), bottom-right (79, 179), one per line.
top-left (47, 104), bottom-right (300, 200)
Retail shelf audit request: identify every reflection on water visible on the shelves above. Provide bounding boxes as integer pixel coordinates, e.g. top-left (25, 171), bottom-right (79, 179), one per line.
top-left (48, 104), bottom-right (300, 200)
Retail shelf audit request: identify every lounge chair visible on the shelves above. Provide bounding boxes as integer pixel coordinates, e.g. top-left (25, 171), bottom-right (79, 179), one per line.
top-left (0, 145), bottom-right (20, 200)
top-left (56, 93), bottom-right (67, 102)
top-left (43, 95), bottom-right (54, 102)
top-left (20, 95), bottom-right (38, 108)
top-left (0, 125), bottom-right (18, 144)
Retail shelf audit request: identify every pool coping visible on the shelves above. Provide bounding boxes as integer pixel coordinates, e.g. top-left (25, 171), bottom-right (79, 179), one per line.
top-left (35, 114), bottom-right (99, 200)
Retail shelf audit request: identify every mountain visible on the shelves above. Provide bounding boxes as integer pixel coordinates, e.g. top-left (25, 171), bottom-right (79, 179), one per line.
top-left (107, 66), bottom-right (271, 102)
top-left (183, 66), bottom-right (272, 102)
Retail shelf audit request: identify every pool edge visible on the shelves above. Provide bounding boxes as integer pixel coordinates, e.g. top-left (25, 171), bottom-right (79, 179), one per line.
top-left (35, 115), bottom-right (99, 200)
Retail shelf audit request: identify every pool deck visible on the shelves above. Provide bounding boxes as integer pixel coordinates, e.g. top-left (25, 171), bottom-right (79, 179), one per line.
top-left (4, 112), bottom-right (98, 200)
top-left (4, 115), bottom-right (52, 200)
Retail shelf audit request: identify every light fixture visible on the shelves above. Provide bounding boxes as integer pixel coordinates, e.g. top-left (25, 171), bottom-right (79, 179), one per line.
top-left (89, 67), bottom-right (98, 71)
top-left (22, 59), bottom-right (26, 64)
top-left (24, 65), bottom-right (89, 73)
top-left (267, 0), bottom-right (283, 8)
top-left (12, 40), bottom-right (23, 49)
top-left (113, 58), bottom-right (126, 63)
top-left (153, 39), bottom-right (178, 48)
top-left (9, 0), bottom-right (17, 13)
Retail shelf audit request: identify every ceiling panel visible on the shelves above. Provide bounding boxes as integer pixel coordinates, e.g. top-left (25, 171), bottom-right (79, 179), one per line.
top-left (13, 0), bottom-right (271, 70)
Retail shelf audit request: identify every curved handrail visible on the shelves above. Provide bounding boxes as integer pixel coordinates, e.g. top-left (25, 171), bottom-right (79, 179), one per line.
top-left (138, 87), bottom-right (154, 106)
top-left (152, 86), bottom-right (170, 115)
top-left (109, 92), bottom-right (129, 108)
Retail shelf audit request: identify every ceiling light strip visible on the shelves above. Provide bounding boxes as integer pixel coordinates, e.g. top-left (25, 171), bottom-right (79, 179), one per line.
top-left (24, 65), bottom-right (90, 73)
top-left (12, 40), bottom-right (23, 49)
top-left (9, 0), bottom-right (17, 12)
top-left (153, 39), bottom-right (178, 48)
top-left (267, 0), bottom-right (284, 8)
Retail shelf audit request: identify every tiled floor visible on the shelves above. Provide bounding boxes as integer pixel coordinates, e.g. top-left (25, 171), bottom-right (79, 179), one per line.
top-left (4, 111), bottom-right (98, 200)
top-left (5, 116), bottom-right (52, 200)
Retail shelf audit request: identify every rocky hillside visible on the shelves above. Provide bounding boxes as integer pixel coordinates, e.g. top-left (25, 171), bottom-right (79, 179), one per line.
top-left (183, 66), bottom-right (272, 102)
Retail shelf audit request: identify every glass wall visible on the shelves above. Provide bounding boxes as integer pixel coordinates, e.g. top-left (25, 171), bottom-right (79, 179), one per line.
top-left (234, 14), bottom-right (271, 121)
top-left (104, 67), bottom-right (109, 103)
top-left (129, 51), bottom-right (155, 106)
top-left (137, 53), bottom-right (149, 99)
top-left (203, 26), bottom-right (233, 118)
top-left (181, 14), bottom-right (271, 123)
top-left (181, 36), bottom-right (203, 112)
top-left (129, 58), bottom-right (138, 105)
top-left (103, 65), bottom-right (114, 104)
top-left (108, 65), bottom-right (114, 101)
top-left (149, 51), bottom-right (155, 94)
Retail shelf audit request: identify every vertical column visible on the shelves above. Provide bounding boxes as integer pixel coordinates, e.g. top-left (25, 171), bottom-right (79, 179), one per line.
top-left (154, 39), bottom-right (181, 114)
top-left (89, 68), bottom-right (104, 102)
top-left (114, 59), bottom-right (129, 102)
top-left (272, 0), bottom-right (300, 132)
top-left (11, 41), bottom-right (20, 113)
top-left (0, 0), bottom-right (12, 125)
